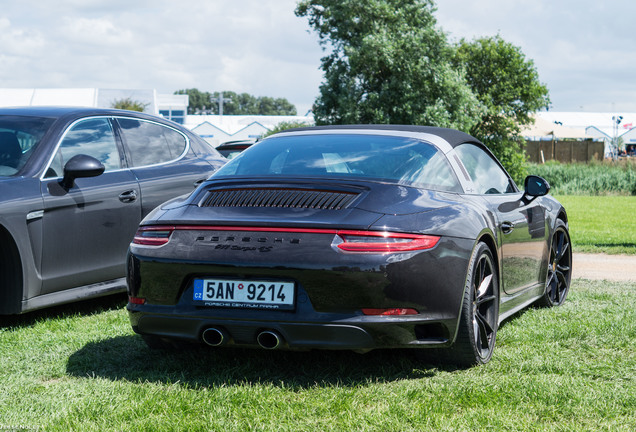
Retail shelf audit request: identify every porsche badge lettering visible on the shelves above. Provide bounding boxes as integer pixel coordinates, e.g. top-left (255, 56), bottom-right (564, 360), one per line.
top-left (194, 235), bottom-right (301, 253)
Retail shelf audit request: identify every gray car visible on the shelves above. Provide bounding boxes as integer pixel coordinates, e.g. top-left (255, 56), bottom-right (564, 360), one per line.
top-left (0, 106), bottom-right (225, 314)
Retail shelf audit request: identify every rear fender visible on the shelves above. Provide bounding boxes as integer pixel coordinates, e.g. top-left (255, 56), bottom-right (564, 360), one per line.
top-left (371, 203), bottom-right (489, 240)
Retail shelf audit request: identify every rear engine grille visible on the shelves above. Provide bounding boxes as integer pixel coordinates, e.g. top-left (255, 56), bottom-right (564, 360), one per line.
top-left (200, 188), bottom-right (358, 210)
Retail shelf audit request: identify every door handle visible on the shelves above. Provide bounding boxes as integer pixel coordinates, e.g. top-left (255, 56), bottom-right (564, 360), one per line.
top-left (119, 190), bottom-right (138, 203)
top-left (501, 221), bottom-right (515, 234)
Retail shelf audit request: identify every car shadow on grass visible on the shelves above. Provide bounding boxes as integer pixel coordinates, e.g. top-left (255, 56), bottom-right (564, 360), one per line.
top-left (0, 293), bottom-right (128, 329)
top-left (65, 334), bottom-right (462, 389)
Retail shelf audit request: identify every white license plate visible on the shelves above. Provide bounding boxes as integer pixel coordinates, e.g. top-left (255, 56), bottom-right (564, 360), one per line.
top-left (193, 278), bottom-right (295, 310)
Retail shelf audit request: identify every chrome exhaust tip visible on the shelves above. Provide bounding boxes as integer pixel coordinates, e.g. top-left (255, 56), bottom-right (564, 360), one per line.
top-left (201, 327), bottom-right (227, 347)
top-left (257, 330), bottom-right (283, 350)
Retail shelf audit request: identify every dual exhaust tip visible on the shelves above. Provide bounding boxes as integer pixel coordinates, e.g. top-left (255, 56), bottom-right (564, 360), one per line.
top-left (201, 327), bottom-right (227, 347)
top-left (256, 330), bottom-right (283, 350)
top-left (201, 327), bottom-right (283, 350)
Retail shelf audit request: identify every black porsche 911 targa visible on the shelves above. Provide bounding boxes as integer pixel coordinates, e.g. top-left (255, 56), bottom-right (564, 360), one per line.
top-left (126, 125), bottom-right (572, 366)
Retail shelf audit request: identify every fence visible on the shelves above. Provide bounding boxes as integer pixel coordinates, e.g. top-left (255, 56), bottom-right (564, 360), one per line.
top-left (524, 139), bottom-right (604, 163)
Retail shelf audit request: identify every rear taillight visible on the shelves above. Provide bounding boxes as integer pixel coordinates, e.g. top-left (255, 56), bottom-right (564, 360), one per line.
top-left (132, 225), bottom-right (439, 252)
top-left (132, 226), bottom-right (175, 246)
top-left (362, 308), bottom-right (418, 316)
top-left (334, 230), bottom-right (439, 253)
top-left (128, 296), bottom-right (146, 305)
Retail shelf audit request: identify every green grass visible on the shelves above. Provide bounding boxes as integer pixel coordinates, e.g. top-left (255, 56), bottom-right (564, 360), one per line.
top-left (555, 195), bottom-right (636, 254)
top-left (1, 281), bottom-right (635, 431)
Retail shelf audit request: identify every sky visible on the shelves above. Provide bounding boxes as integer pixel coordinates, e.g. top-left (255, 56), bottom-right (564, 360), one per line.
top-left (1, 0), bottom-right (634, 115)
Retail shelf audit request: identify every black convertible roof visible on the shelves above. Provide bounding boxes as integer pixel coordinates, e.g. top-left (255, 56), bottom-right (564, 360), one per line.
top-left (280, 124), bottom-right (483, 148)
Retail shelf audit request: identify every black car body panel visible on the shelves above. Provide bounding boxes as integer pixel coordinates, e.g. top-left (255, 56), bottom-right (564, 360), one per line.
top-left (126, 125), bottom-right (570, 363)
top-left (0, 107), bottom-right (226, 314)
top-left (215, 140), bottom-right (255, 159)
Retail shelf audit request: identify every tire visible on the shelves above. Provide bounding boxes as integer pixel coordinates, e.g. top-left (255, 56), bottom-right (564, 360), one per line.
top-left (448, 242), bottom-right (500, 366)
top-left (0, 230), bottom-right (23, 315)
top-left (537, 219), bottom-right (572, 307)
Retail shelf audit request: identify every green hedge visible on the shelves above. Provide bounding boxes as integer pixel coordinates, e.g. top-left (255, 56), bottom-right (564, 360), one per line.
top-left (527, 160), bottom-right (636, 195)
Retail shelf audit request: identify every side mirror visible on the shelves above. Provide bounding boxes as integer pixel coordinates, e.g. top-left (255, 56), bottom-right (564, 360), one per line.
top-left (60, 154), bottom-right (105, 189)
top-left (524, 175), bottom-right (550, 197)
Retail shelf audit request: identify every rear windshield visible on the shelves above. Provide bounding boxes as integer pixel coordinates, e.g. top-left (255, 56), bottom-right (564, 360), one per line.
top-left (0, 115), bottom-right (55, 176)
top-left (212, 134), bottom-right (462, 192)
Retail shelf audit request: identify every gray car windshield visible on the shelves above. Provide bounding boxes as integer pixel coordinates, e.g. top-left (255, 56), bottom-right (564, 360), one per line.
top-left (213, 134), bottom-right (462, 192)
top-left (0, 116), bottom-right (55, 176)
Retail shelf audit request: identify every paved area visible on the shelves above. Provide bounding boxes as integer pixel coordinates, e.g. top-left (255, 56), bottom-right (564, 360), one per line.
top-left (573, 253), bottom-right (636, 282)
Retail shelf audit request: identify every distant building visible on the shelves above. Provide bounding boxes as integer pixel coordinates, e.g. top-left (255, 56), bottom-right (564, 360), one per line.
top-left (522, 112), bottom-right (636, 157)
top-left (157, 93), bottom-right (188, 125)
top-left (0, 88), bottom-right (189, 123)
top-left (0, 88), bottom-right (313, 146)
top-left (185, 114), bottom-right (313, 146)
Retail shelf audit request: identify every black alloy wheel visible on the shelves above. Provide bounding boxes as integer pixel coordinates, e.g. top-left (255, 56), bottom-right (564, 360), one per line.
top-left (447, 242), bottom-right (500, 366)
top-left (538, 220), bottom-right (572, 307)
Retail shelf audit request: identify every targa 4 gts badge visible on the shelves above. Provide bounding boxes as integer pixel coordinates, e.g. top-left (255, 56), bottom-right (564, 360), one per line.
top-left (194, 234), bottom-right (302, 253)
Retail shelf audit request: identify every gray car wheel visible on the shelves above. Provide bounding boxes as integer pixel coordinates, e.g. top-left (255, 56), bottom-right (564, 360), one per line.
top-left (537, 219), bottom-right (572, 307)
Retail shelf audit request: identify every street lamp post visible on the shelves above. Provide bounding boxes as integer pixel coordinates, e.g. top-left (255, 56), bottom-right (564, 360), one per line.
top-left (612, 115), bottom-right (623, 160)
top-left (210, 92), bottom-right (232, 118)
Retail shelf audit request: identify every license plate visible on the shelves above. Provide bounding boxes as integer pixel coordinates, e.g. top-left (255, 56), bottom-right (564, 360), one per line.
top-left (193, 278), bottom-right (295, 310)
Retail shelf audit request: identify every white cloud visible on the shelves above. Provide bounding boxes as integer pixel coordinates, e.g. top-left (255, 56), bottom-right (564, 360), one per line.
top-left (0, 0), bottom-right (634, 113)
top-left (60, 17), bottom-right (134, 46)
top-left (436, 0), bottom-right (636, 112)
top-left (0, 18), bottom-right (46, 57)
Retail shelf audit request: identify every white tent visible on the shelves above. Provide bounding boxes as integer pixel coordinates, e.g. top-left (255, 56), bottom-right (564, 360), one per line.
top-left (521, 115), bottom-right (588, 139)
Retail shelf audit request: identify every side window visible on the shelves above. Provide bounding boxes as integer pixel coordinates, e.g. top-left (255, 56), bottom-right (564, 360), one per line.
top-left (46, 118), bottom-right (120, 178)
top-left (117, 118), bottom-right (187, 167)
top-left (398, 148), bottom-right (461, 192)
top-left (454, 143), bottom-right (514, 194)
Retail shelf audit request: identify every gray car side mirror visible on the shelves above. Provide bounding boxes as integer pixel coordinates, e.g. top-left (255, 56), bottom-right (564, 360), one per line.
top-left (61, 154), bottom-right (105, 189)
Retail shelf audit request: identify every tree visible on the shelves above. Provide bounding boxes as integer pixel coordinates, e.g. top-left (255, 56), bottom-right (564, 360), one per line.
top-left (111, 98), bottom-right (147, 112)
top-left (175, 88), bottom-right (212, 115)
top-left (453, 35), bottom-right (550, 183)
top-left (295, 0), bottom-right (483, 130)
top-left (296, 2), bottom-right (551, 183)
top-left (262, 120), bottom-right (314, 138)
top-left (256, 96), bottom-right (298, 116)
top-left (174, 89), bottom-right (297, 116)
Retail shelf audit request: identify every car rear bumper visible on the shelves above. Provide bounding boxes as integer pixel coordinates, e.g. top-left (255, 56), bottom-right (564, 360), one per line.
top-left (128, 306), bottom-right (458, 350)
top-left (127, 230), bottom-right (475, 351)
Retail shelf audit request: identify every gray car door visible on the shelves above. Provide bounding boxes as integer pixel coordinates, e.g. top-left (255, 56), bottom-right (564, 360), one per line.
top-left (39, 117), bottom-right (141, 294)
top-left (115, 118), bottom-right (211, 216)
